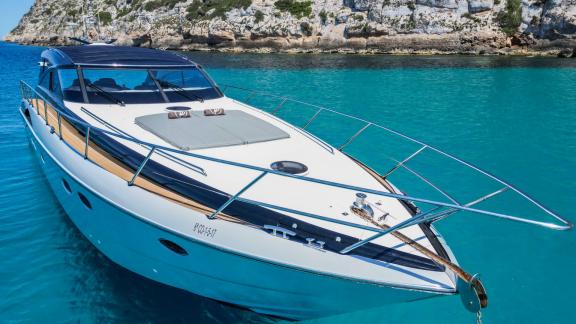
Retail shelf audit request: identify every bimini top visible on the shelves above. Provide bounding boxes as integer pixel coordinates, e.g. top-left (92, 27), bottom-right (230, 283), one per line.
top-left (42, 45), bottom-right (197, 69)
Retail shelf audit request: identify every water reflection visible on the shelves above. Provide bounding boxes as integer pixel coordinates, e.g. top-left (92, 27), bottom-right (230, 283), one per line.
top-left (183, 52), bottom-right (576, 69)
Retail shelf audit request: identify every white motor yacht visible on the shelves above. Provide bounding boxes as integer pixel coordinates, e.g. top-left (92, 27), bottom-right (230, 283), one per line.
top-left (18, 45), bottom-right (572, 320)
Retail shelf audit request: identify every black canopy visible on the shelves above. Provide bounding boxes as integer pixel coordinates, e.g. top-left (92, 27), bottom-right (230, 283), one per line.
top-left (42, 45), bottom-right (197, 68)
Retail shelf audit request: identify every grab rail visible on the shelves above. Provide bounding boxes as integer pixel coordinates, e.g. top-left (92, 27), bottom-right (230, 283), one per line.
top-left (220, 84), bottom-right (573, 230)
top-left (80, 107), bottom-right (206, 176)
top-left (19, 80), bottom-right (572, 256)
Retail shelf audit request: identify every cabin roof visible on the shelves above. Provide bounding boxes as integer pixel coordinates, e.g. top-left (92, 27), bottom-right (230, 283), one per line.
top-left (43, 45), bottom-right (197, 68)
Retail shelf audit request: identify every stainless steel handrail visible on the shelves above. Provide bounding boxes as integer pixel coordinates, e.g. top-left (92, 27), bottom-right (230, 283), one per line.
top-left (19, 80), bottom-right (572, 252)
top-left (220, 83), bottom-right (573, 230)
top-left (208, 171), bottom-right (268, 219)
top-left (80, 107), bottom-right (206, 176)
top-left (128, 146), bottom-right (156, 186)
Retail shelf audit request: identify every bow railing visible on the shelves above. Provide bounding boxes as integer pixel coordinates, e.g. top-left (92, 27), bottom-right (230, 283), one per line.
top-left (220, 83), bottom-right (573, 232)
top-left (19, 80), bottom-right (572, 258)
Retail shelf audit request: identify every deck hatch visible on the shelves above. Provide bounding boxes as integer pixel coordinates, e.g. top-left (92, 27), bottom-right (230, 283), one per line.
top-left (270, 161), bottom-right (308, 175)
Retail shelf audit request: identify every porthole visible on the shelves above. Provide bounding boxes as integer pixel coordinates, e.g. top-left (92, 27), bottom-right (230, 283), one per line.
top-left (78, 192), bottom-right (92, 210)
top-left (159, 239), bottom-right (188, 256)
top-left (62, 178), bottom-right (72, 194)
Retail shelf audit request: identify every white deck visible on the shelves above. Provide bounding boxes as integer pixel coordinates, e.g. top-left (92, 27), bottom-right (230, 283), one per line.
top-left (65, 97), bottom-right (442, 261)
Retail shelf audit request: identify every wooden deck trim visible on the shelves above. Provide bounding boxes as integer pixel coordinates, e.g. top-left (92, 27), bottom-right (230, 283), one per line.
top-left (31, 99), bottom-right (245, 224)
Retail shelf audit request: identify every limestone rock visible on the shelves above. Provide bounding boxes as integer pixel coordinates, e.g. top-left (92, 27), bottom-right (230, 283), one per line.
top-left (468, 0), bottom-right (494, 13)
top-left (416, 0), bottom-right (459, 9)
top-left (3, 0), bottom-right (575, 54)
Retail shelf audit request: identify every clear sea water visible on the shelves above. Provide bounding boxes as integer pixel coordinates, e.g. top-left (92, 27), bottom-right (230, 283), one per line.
top-left (1, 41), bottom-right (575, 323)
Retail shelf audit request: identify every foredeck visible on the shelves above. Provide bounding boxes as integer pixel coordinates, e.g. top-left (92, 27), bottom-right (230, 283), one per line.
top-left (26, 94), bottom-right (451, 272)
top-left (31, 98), bottom-right (245, 224)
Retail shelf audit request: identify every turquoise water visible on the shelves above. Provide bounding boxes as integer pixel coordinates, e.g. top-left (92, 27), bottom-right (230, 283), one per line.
top-left (1, 41), bottom-right (575, 323)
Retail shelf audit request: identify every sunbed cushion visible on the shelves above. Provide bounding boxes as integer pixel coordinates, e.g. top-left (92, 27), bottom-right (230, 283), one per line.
top-left (135, 110), bottom-right (290, 150)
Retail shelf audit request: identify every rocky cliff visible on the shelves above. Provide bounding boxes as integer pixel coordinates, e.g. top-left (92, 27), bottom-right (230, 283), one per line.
top-left (5, 0), bottom-right (576, 55)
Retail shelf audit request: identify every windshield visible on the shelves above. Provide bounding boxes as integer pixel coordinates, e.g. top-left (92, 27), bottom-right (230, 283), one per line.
top-left (154, 70), bottom-right (213, 102)
top-left (59, 67), bottom-right (221, 104)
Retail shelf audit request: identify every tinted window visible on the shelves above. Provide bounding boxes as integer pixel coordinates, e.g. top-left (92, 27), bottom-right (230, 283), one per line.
top-left (39, 70), bottom-right (63, 99)
top-left (50, 71), bottom-right (63, 99)
top-left (58, 68), bottom-right (221, 104)
top-left (60, 69), bottom-right (84, 102)
top-left (39, 71), bottom-right (51, 90)
top-left (82, 69), bottom-right (164, 104)
top-left (153, 68), bottom-right (221, 102)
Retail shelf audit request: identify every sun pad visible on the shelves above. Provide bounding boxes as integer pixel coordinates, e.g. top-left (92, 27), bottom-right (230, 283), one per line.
top-left (135, 110), bottom-right (290, 150)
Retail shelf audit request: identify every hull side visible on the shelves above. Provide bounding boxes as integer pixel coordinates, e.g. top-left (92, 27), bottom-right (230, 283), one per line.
top-left (22, 107), bottom-right (448, 319)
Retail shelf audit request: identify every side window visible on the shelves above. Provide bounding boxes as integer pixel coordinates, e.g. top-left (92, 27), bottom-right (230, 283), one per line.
top-left (51, 71), bottom-right (63, 99)
top-left (39, 70), bottom-right (63, 99)
top-left (39, 71), bottom-right (51, 90)
top-left (59, 69), bottom-right (84, 102)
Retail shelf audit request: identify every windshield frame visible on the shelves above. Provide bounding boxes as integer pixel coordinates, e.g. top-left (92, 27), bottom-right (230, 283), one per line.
top-left (58, 65), bottom-right (223, 105)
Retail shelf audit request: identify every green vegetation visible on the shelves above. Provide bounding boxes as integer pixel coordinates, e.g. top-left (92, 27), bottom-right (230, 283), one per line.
top-left (360, 23), bottom-right (371, 36)
top-left (353, 14), bottom-right (364, 21)
top-left (407, 1), bottom-right (415, 10)
top-left (274, 0), bottom-right (312, 19)
top-left (116, 7), bottom-right (132, 17)
top-left (494, 0), bottom-right (501, 4)
top-left (186, 0), bottom-right (252, 20)
top-left (254, 10), bottom-right (264, 23)
top-left (144, 0), bottom-right (186, 11)
top-left (117, 0), bottom-right (143, 17)
top-left (497, 0), bottom-right (522, 36)
top-left (319, 10), bottom-right (327, 24)
top-left (462, 12), bottom-right (480, 23)
top-left (98, 11), bottom-right (113, 25)
top-left (300, 22), bottom-right (312, 36)
top-left (67, 9), bottom-right (78, 17)
top-left (405, 18), bottom-right (416, 30)
top-left (105, 0), bottom-right (118, 7)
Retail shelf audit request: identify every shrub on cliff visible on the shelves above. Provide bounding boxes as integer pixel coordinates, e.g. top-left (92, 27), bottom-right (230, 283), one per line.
top-left (105, 0), bottom-right (119, 7)
top-left (116, 0), bottom-right (143, 17)
top-left (300, 22), bottom-right (312, 36)
top-left (498, 0), bottom-right (522, 36)
top-left (319, 10), bottom-right (327, 24)
top-left (186, 0), bottom-right (253, 20)
top-left (144, 0), bottom-right (186, 11)
top-left (274, 0), bottom-right (312, 19)
top-left (254, 10), bottom-right (264, 23)
top-left (98, 11), bottom-right (113, 25)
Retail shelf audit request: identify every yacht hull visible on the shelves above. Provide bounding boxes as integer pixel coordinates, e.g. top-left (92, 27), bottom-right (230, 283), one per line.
top-left (21, 107), bottom-right (449, 320)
